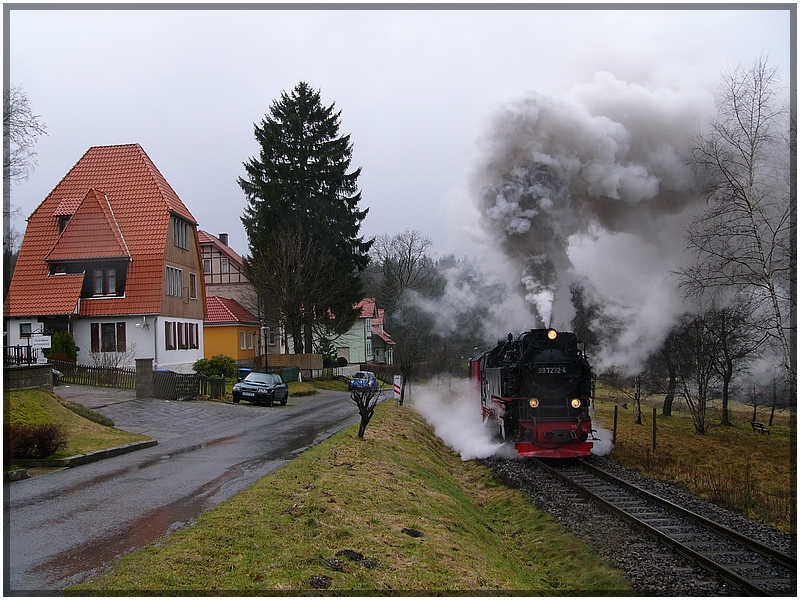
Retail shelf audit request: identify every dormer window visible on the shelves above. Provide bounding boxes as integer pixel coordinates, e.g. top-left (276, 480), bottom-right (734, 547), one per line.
top-left (58, 215), bottom-right (70, 233)
top-left (93, 267), bottom-right (117, 296)
top-left (173, 216), bottom-right (190, 250)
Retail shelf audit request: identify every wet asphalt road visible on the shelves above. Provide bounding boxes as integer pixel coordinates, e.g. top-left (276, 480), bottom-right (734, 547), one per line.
top-left (4, 384), bottom-right (360, 594)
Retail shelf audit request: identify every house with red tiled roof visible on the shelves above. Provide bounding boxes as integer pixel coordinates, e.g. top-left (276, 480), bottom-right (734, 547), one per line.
top-left (3, 144), bottom-right (205, 371)
top-left (204, 295), bottom-right (261, 363)
top-left (198, 230), bottom-right (282, 356)
top-left (331, 298), bottom-right (394, 365)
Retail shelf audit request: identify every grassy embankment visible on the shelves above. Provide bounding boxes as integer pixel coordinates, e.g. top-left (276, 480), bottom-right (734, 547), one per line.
top-left (592, 384), bottom-right (796, 533)
top-left (69, 400), bottom-right (631, 593)
top-left (3, 389), bottom-right (150, 462)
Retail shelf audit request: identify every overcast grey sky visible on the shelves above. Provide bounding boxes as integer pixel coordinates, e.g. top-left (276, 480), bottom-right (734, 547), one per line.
top-left (6, 4), bottom-right (791, 260)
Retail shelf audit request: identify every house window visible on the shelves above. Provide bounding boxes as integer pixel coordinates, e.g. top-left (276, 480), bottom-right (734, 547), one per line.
top-left (220, 257), bottom-right (229, 274)
top-left (165, 321), bottom-right (198, 351)
top-left (91, 322), bottom-right (126, 353)
top-left (93, 268), bottom-right (118, 296)
top-left (94, 269), bottom-right (104, 295)
top-left (19, 323), bottom-right (32, 339)
top-left (166, 266), bottom-right (183, 297)
top-left (107, 268), bottom-right (116, 294)
top-left (173, 217), bottom-right (190, 250)
top-left (203, 259), bottom-right (211, 274)
top-left (248, 331), bottom-right (254, 349)
top-left (240, 331), bottom-right (247, 350)
top-left (189, 273), bottom-right (197, 300)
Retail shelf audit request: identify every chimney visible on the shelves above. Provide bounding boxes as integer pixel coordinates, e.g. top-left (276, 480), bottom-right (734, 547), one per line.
top-left (218, 233), bottom-right (229, 246)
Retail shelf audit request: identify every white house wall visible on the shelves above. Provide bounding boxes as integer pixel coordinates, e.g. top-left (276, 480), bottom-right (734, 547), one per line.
top-left (6, 315), bottom-right (204, 373)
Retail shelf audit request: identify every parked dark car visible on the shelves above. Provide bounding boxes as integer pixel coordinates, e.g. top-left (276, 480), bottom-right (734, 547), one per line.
top-left (348, 371), bottom-right (379, 392)
top-left (232, 372), bottom-right (289, 406)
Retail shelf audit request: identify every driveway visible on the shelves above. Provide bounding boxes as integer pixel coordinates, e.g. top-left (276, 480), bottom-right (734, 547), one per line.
top-left (4, 384), bottom-right (360, 594)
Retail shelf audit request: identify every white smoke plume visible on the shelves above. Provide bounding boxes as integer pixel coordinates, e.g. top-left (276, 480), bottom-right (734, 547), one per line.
top-left (448, 72), bottom-right (718, 373)
top-left (409, 378), bottom-right (512, 461)
top-left (411, 377), bottom-right (615, 459)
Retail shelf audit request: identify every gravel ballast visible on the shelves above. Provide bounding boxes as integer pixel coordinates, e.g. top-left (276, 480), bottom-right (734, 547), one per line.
top-left (484, 455), bottom-right (796, 596)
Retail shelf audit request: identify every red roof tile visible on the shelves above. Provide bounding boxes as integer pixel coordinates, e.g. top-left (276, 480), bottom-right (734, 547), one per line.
top-left (5, 144), bottom-right (197, 317)
top-left (46, 189), bottom-right (130, 261)
top-left (205, 295), bottom-right (259, 324)
top-left (356, 298), bottom-right (377, 319)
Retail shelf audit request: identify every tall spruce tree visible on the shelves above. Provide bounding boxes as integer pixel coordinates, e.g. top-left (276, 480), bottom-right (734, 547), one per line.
top-left (240, 82), bottom-right (372, 353)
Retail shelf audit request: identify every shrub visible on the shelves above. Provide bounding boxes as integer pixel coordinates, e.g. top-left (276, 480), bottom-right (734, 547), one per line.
top-left (193, 354), bottom-right (236, 379)
top-left (4, 423), bottom-right (68, 461)
top-left (336, 356), bottom-right (348, 367)
top-left (48, 330), bottom-right (78, 363)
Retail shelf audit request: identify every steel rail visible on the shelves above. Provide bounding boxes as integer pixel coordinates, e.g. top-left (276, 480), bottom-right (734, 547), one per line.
top-left (578, 459), bottom-right (796, 571)
top-left (535, 459), bottom-right (796, 597)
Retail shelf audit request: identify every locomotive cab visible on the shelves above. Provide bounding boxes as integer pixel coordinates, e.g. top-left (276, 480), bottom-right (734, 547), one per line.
top-left (474, 328), bottom-right (594, 459)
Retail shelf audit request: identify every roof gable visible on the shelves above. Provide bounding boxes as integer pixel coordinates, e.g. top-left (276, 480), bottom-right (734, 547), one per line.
top-left (5, 144), bottom-right (198, 318)
top-left (198, 230), bottom-right (245, 268)
top-left (205, 295), bottom-right (259, 324)
top-left (45, 188), bottom-right (130, 262)
top-left (356, 298), bottom-right (378, 319)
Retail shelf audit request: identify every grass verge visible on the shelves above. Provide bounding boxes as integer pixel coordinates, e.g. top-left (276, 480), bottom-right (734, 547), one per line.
top-left (592, 385), bottom-right (796, 533)
top-left (69, 402), bottom-right (631, 594)
top-left (4, 389), bottom-right (151, 460)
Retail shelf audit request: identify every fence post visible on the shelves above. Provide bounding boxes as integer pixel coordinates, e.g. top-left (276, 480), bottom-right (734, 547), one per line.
top-left (136, 358), bottom-right (154, 398)
top-left (613, 404), bottom-right (619, 445)
top-left (652, 406), bottom-right (657, 452)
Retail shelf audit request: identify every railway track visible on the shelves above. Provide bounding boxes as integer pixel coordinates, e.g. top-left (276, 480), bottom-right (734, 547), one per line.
top-left (538, 458), bottom-right (796, 596)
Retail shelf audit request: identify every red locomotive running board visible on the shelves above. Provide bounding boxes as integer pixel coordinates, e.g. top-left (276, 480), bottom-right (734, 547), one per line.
top-left (514, 441), bottom-right (593, 459)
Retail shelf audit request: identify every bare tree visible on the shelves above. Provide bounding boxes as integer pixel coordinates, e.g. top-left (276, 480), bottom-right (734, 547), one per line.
top-left (675, 314), bottom-right (720, 435)
top-left (371, 229), bottom-right (437, 313)
top-left (4, 86), bottom-right (47, 297)
top-left (680, 56), bottom-right (795, 397)
top-left (702, 295), bottom-right (769, 426)
top-left (350, 388), bottom-right (384, 438)
top-left (245, 226), bottom-right (357, 354)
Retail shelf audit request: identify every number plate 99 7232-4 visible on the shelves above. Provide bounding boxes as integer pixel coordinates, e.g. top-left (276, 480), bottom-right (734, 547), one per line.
top-left (537, 366), bottom-right (567, 374)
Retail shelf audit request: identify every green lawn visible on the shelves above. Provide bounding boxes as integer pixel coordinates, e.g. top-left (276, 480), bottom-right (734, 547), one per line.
top-left (70, 402), bottom-right (631, 593)
top-left (4, 389), bottom-right (151, 461)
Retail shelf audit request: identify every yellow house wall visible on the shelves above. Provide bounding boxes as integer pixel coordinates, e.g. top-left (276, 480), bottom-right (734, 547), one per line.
top-left (204, 325), bottom-right (260, 361)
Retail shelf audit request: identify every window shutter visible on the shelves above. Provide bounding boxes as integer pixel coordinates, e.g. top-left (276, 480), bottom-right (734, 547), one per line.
top-left (91, 323), bottom-right (100, 352)
top-left (116, 322), bottom-right (126, 352)
top-left (165, 321), bottom-right (173, 350)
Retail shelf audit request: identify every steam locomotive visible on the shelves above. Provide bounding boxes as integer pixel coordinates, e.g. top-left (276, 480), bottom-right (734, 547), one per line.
top-left (470, 328), bottom-right (595, 458)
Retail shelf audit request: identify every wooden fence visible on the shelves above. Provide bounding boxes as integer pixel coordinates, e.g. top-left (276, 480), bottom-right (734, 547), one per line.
top-left (37, 358), bottom-right (226, 399)
top-left (50, 359), bottom-right (136, 390)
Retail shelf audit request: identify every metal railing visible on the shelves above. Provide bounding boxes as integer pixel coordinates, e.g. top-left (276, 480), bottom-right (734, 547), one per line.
top-left (4, 345), bottom-right (42, 366)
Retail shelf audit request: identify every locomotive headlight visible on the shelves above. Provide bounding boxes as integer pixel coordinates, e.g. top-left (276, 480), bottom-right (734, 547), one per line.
top-left (570, 398), bottom-right (582, 409)
top-left (547, 328), bottom-right (558, 340)
top-left (529, 398), bottom-right (539, 408)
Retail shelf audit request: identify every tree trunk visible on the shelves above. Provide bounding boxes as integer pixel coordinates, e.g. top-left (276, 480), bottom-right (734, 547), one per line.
top-left (634, 376), bottom-right (643, 425)
top-left (720, 359), bottom-right (733, 426)
top-left (304, 320), bottom-right (314, 357)
top-left (768, 377), bottom-right (777, 426)
top-left (662, 351), bottom-right (676, 416)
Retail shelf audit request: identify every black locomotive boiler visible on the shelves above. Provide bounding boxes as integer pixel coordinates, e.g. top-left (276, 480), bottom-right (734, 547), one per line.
top-left (470, 328), bottom-right (595, 458)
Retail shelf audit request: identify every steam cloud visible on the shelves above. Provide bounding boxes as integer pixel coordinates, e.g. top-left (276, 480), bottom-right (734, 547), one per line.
top-left (459, 72), bottom-right (717, 373)
top-left (411, 378), bottom-right (614, 459)
top-left (410, 378), bottom-right (514, 461)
